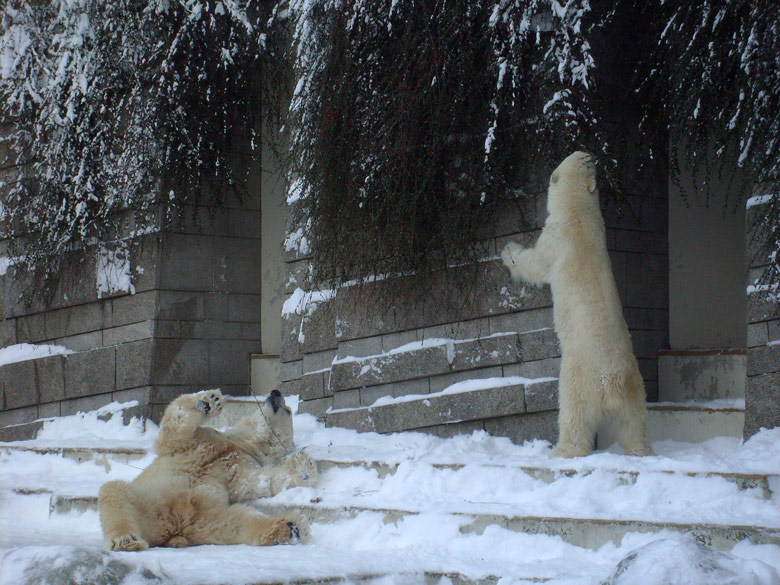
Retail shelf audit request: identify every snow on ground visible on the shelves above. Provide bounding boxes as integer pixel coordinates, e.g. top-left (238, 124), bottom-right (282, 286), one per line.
top-left (1, 397), bottom-right (780, 584)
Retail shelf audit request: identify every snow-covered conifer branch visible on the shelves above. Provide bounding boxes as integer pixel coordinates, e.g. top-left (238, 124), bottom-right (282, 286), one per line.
top-left (0, 0), bottom-right (279, 299)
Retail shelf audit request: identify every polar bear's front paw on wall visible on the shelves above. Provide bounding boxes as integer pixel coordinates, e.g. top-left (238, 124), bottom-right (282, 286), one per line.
top-left (196, 390), bottom-right (223, 417)
top-left (501, 240), bottom-right (524, 270)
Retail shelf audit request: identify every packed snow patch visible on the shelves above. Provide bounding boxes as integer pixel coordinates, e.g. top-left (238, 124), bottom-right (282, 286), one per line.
top-left (0, 343), bottom-right (72, 367)
top-left (34, 401), bottom-right (155, 448)
top-left (96, 243), bottom-right (135, 299)
top-left (0, 256), bottom-right (12, 276)
top-left (746, 193), bottom-right (776, 209)
top-left (603, 536), bottom-right (780, 585)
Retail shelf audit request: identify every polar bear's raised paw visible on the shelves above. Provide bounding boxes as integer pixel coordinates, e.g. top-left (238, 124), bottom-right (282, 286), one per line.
top-left (282, 516), bottom-right (310, 544)
top-left (196, 390), bottom-right (223, 417)
top-left (287, 522), bottom-right (301, 543)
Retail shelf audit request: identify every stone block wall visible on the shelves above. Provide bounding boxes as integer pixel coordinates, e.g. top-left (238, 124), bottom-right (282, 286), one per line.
top-left (148, 199), bottom-right (264, 421)
top-left (0, 195), bottom-right (263, 441)
top-left (0, 234), bottom-right (159, 441)
top-left (281, 178), bottom-right (669, 442)
top-left (744, 187), bottom-right (780, 438)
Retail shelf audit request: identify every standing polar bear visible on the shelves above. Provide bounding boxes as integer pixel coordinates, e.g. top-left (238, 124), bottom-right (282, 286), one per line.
top-left (99, 390), bottom-right (317, 550)
top-left (501, 151), bottom-right (650, 458)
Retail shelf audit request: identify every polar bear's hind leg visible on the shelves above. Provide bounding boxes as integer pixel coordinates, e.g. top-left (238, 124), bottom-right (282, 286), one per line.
top-left (554, 364), bottom-right (602, 458)
top-left (615, 389), bottom-right (652, 456)
top-left (98, 480), bottom-right (150, 551)
top-left (185, 502), bottom-right (308, 546)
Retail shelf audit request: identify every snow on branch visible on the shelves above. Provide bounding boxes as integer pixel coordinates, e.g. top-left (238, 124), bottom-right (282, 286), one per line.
top-left (283, 0), bottom-right (599, 296)
top-left (0, 0), bottom-right (275, 298)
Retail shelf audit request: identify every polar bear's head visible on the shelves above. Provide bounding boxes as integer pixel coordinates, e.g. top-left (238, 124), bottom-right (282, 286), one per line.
top-left (258, 390), bottom-right (296, 459)
top-left (229, 390), bottom-right (297, 462)
top-left (547, 151), bottom-right (598, 216)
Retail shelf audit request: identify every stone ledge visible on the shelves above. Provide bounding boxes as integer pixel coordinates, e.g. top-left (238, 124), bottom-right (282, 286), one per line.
top-left (247, 502), bottom-right (780, 552)
top-left (658, 350), bottom-right (746, 402)
top-left (300, 371), bottom-right (331, 401)
top-left (0, 416), bottom-right (43, 442)
top-left (325, 379), bottom-right (557, 434)
top-left (333, 261), bottom-right (554, 342)
top-left (330, 333), bottom-right (522, 392)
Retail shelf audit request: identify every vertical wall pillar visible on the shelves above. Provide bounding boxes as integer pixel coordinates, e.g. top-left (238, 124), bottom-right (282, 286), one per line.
top-left (744, 187), bottom-right (780, 438)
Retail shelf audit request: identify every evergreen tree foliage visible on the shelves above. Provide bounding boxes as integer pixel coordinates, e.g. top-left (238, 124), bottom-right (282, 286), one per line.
top-left (631, 0), bottom-right (779, 290)
top-left (0, 0), bottom-right (276, 294)
top-left (286, 0), bottom-right (600, 289)
top-left (0, 0), bottom-right (778, 299)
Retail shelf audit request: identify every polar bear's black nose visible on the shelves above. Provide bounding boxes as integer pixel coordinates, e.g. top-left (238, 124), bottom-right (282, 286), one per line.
top-left (267, 390), bottom-right (284, 413)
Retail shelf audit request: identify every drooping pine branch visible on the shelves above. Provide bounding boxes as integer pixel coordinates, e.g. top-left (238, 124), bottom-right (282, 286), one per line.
top-left (0, 0), bottom-right (281, 296)
top-left (286, 0), bottom-right (599, 292)
top-left (633, 0), bottom-right (780, 286)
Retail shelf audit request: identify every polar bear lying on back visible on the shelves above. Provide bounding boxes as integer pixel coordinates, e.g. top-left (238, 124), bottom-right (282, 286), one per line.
top-left (99, 390), bottom-right (317, 550)
top-left (501, 151), bottom-right (650, 458)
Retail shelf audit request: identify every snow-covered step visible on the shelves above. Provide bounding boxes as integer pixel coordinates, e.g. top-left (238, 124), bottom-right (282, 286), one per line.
top-left (33, 490), bottom-right (780, 550)
top-left (317, 460), bottom-right (775, 499)
top-left (239, 501), bottom-right (780, 552)
top-left (10, 447), bottom-right (775, 503)
top-left (35, 455), bottom-right (780, 515)
top-left (7, 447), bottom-right (775, 504)
top-left (0, 535), bottom-right (545, 585)
top-left (0, 444), bottom-right (148, 471)
top-left (598, 400), bottom-right (745, 448)
top-left (257, 571), bottom-right (508, 585)
top-left (36, 453), bottom-right (780, 550)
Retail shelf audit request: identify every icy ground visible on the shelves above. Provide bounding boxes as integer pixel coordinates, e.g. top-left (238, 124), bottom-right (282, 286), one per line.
top-left (2, 397), bottom-right (780, 585)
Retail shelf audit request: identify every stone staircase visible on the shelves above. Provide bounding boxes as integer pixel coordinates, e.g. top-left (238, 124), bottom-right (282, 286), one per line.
top-left (2, 389), bottom-right (771, 585)
top-left (25, 454), bottom-right (778, 551)
top-left (3, 399), bottom-right (778, 584)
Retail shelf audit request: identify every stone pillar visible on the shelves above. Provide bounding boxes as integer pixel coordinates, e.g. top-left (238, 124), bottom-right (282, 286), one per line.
top-left (744, 187), bottom-right (780, 438)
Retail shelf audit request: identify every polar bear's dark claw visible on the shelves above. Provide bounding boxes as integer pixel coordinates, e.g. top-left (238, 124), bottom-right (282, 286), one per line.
top-left (287, 522), bottom-right (300, 543)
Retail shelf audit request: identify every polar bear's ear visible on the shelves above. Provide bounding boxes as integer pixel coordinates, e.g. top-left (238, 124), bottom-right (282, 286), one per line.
top-left (551, 169), bottom-right (560, 184)
top-left (587, 175), bottom-right (597, 193)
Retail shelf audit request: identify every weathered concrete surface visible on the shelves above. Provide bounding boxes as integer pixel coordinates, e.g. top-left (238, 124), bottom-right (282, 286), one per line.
top-left (598, 403), bottom-right (745, 448)
top-left (657, 349), bottom-right (746, 402)
top-left (744, 189), bottom-right (780, 439)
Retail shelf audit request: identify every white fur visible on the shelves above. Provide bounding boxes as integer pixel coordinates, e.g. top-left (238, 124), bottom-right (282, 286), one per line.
top-left (98, 390), bottom-right (317, 550)
top-left (502, 151), bottom-right (650, 458)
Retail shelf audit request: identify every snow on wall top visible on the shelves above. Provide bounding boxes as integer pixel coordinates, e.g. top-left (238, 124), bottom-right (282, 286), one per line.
top-left (0, 343), bottom-right (72, 367)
